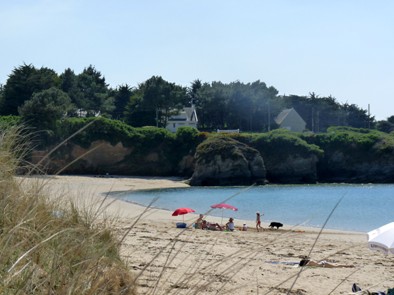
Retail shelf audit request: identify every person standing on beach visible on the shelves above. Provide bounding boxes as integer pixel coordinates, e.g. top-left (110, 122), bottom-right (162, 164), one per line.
top-left (256, 211), bottom-right (263, 232)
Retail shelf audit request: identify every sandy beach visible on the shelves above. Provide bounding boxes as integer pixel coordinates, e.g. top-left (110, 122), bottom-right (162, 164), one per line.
top-left (19, 175), bottom-right (394, 294)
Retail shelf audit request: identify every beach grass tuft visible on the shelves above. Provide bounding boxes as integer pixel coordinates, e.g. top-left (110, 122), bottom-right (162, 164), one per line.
top-left (0, 125), bottom-right (137, 294)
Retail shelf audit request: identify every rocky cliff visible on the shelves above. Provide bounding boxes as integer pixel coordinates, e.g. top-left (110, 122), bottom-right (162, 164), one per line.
top-left (188, 137), bottom-right (266, 186)
top-left (29, 127), bottom-right (394, 184)
top-left (31, 140), bottom-right (178, 176)
top-left (317, 150), bottom-right (394, 183)
top-left (265, 154), bottom-right (319, 183)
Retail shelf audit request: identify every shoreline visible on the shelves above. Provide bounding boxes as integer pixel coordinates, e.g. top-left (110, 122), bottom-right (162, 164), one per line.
top-left (26, 174), bottom-right (366, 235)
top-left (119, 197), bottom-right (365, 235)
top-left (18, 175), bottom-right (392, 294)
top-left (107, 177), bottom-right (367, 235)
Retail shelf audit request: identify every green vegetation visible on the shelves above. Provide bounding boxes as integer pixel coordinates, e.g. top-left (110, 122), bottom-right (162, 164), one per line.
top-left (124, 76), bottom-right (188, 127)
top-left (0, 115), bottom-right (21, 128)
top-left (195, 136), bottom-right (247, 162)
top-left (174, 126), bottom-right (205, 155)
top-left (19, 87), bottom-right (73, 130)
top-left (252, 129), bottom-right (323, 160)
top-left (2, 63), bottom-right (394, 183)
top-left (305, 126), bottom-right (394, 156)
top-left (1, 63), bottom-right (388, 135)
top-left (0, 125), bottom-right (137, 294)
top-left (57, 117), bottom-right (144, 148)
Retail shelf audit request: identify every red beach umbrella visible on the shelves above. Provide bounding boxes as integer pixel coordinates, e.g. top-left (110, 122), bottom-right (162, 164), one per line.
top-left (210, 203), bottom-right (238, 224)
top-left (172, 207), bottom-right (195, 222)
top-left (211, 203), bottom-right (238, 211)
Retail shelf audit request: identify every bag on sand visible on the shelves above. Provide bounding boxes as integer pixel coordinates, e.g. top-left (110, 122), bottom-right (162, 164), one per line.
top-left (352, 283), bottom-right (362, 292)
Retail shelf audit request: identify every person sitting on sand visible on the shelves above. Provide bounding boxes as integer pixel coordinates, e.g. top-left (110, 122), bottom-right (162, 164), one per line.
top-left (195, 214), bottom-right (204, 229)
top-left (299, 258), bottom-right (354, 268)
top-left (201, 220), bottom-right (223, 231)
top-left (208, 222), bottom-right (223, 231)
top-left (226, 218), bottom-right (235, 231)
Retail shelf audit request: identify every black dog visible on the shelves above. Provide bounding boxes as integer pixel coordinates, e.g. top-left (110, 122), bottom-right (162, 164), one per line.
top-left (269, 222), bottom-right (283, 229)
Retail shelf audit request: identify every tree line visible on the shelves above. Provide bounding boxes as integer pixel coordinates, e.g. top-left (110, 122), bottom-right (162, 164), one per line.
top-left (0, 63), bottom-right (393, 133)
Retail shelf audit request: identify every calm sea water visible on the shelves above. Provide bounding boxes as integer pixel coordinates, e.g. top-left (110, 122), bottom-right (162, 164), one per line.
top-left (115, 184), bottom-right (394, 233)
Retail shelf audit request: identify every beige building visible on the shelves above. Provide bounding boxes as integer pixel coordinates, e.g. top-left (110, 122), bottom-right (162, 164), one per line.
top-left (275, 108), bottom-right (306, 132)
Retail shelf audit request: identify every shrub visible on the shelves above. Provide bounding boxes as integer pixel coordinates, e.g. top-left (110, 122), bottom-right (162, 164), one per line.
top-left (0, 115), bottom-right (22, 129)
top-left (308, 126), bottom-right (392, 155)
top-left (174, 127), bottom-right (201, 155)
top-left (252, 129), bottom-right (323, 160)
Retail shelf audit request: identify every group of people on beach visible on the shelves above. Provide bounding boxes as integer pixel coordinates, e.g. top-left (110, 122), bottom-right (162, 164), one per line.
top-left (195, 214), bottom-right (235, 231)
top-left (195, 211), bottom-right (264, 232)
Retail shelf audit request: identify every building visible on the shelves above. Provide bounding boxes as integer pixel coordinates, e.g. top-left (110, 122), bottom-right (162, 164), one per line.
top-left (166, 105), bottom-right (198, 132)
top-left (275, 108), bottom-right (306, 132)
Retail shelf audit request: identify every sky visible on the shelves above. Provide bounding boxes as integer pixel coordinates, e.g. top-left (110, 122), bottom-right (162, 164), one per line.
top-left (1, 0), bottom-right (393, 120)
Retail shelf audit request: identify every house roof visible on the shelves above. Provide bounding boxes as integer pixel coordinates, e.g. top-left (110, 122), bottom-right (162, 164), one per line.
top-left (275, 108), bottom-right (294, 124)
top-left (168, 105), bottom-right (198, 122)
top-left (184, 106), bottom-right (198, 122)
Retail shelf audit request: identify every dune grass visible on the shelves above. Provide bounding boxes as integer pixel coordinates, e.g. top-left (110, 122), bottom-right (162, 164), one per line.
top-left (0, 125), bottom-right (137, 294)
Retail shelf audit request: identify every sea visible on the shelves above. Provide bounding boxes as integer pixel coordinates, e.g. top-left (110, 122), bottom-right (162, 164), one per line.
top-left (115, 184), bottom-right (394, 233)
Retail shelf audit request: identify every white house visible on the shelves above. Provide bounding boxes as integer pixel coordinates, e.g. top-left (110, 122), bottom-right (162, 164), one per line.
top-left (166, 105), bottom-right (198, 132)
top-left (275, 108), bottom-right (306, 132)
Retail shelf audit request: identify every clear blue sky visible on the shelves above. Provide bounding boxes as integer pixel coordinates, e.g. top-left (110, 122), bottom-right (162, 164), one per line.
top-left (1, 0), bottom-right (393, 120)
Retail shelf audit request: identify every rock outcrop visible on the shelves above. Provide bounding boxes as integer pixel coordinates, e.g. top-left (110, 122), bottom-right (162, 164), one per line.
top-left (30, 140), bottom-right (174, 175)
top-left (317, 150), bottom-right (394, 183)
top-left (264, 154), bottom-right (319, 183)
top-left (188, 137), bottom-right (266, 186)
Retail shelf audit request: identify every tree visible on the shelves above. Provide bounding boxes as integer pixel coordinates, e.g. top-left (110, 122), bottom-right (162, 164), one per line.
top-left (387, 115), bottom-right (394, 124)
top-left (71, 65), bottom-right (114, 116)
top-left (278, 93), bottom-right (374, 132)
top-left (376, 120), bottom-right (394, 133)
top-left (193, 80), bottom-right (279, 132)
top-left (188, 79), bottom-right (202, 105)
top-left (18, 87), bottom-right (73, 130)
top-left (342, 103), bottom-right (371, 129)
top-left (376, 116), bottom-right (394, 133)
top-left (60, 68), bottom-right (77, 93)
top-left (1, 64), bottom-right (59, 115)
top-left (194, 81), bottom-right (228, 130)
top-left (112, 84), bottom-right (133, 120)
top-left (124, 76), bottom-right (187, 127)
top-left (60, 68), bottom-right (79, 101)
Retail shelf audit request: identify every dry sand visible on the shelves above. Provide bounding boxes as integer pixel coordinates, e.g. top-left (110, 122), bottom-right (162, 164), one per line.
top-left (19, 175), bottom-right (394, 294)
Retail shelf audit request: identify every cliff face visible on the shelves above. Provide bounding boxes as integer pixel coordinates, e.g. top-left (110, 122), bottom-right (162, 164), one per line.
top-left (31, 140), bottom-right (181, 176)
top-left (251, 130), bottom-right (322, 184)
top-left (318, 150), bottom-right (394, 183)
top-left (265, 154), bottom-right (319, 184)
top-left (188, 137), bottom-right (266, 186)
top-left (29, 134), bottom-right (394, 184)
